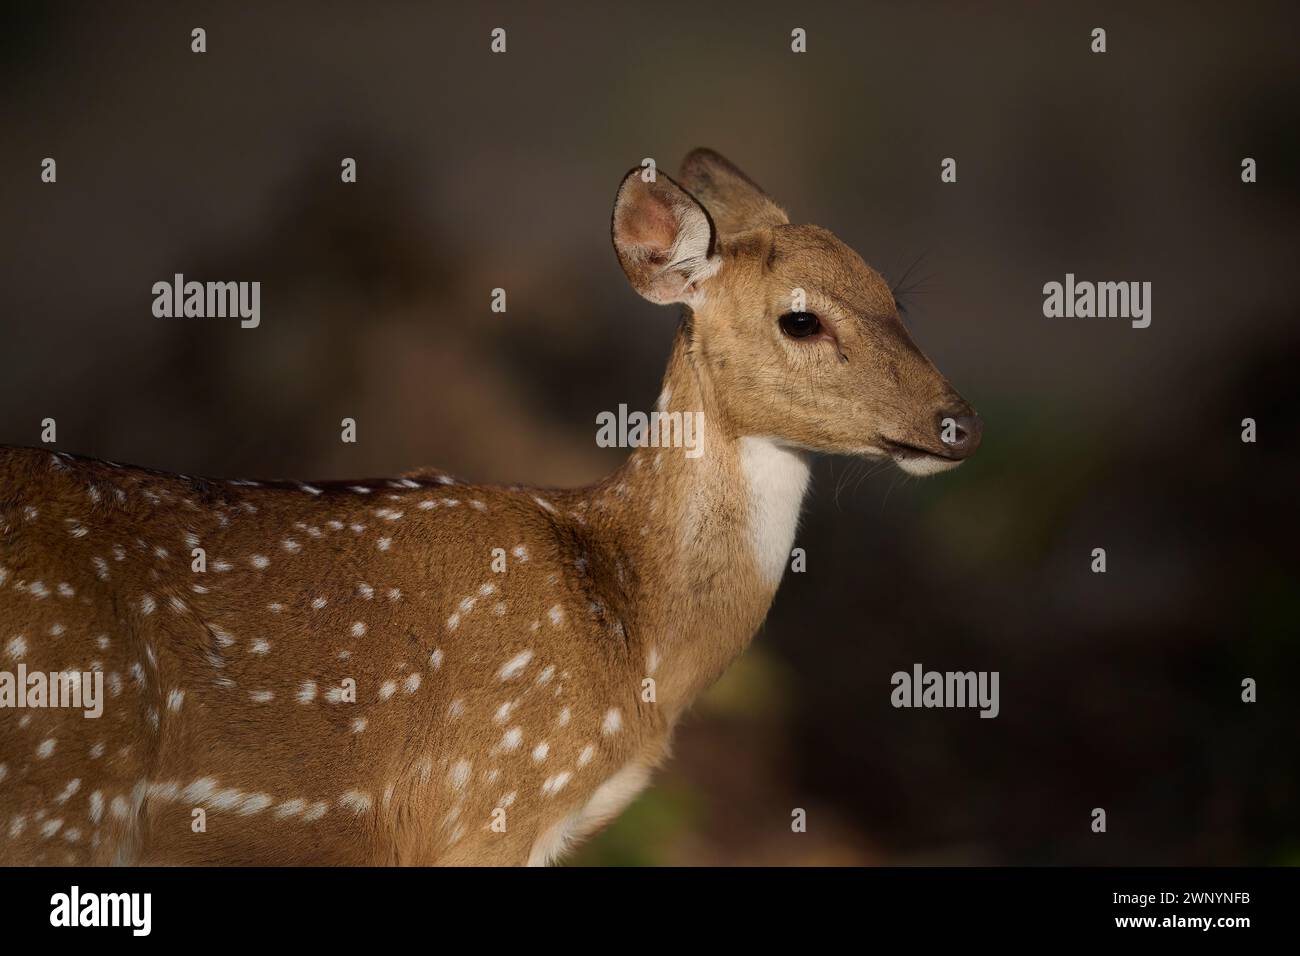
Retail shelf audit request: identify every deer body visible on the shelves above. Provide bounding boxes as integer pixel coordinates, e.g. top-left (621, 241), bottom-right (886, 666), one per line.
top-left (0, 149), bottom-right (980, 865)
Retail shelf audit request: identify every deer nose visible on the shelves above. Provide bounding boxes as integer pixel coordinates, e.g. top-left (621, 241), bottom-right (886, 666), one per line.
top-left (938, 409), bottom-right (983, 459)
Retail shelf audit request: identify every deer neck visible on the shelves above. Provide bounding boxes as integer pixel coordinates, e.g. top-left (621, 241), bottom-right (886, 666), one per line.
top-left (586, 324), bottom-right (812, 718)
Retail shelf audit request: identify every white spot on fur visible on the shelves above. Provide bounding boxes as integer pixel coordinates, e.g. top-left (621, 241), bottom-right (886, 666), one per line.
top-left (541, 772), bottom-right (572, 796)
top-left (497, 650), bottom-right (534, 681)
top-left (275, 798), bottom-right (307, 818)
top-left (54, 779), bottom-right (80, 803)
top-left (339, 791), bottom-right (371, 814)
top-left (449, 760), bottom-right (472, 791)
top-left (238, 793), bottom-right (273, 815)
top-left (602, 708), bottom-right (623, 735)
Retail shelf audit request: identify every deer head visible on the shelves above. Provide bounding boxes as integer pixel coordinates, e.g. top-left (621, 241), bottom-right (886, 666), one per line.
top-left (612, 148), bottom-right (982, 476)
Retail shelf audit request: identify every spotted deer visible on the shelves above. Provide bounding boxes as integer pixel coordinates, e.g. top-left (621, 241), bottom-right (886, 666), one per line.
top-left (0, 149), bottom-right (982, 866)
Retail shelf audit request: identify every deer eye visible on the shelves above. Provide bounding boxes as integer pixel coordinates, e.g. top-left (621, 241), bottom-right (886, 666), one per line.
top-left (778, 311), bottom-right (821, 338)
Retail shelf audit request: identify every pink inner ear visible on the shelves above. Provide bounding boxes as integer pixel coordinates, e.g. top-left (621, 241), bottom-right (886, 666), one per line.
top-left (621, 189), bottom-right (677, 256)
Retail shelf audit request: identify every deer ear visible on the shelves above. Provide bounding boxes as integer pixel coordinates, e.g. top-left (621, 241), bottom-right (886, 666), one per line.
top-left (678, 148), bottom-right (789, 237)
top-left (612, 169), bottom-right (719, 306)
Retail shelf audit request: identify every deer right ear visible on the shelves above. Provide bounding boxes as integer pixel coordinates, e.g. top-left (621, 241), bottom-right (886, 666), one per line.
top-left (611, 170), bottom-right (719, 306)
top-left (678, 148), bottom-right (788, 237)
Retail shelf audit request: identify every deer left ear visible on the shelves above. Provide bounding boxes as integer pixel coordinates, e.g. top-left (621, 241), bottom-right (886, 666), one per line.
top-left (611, 170), bottom-right (719, 306)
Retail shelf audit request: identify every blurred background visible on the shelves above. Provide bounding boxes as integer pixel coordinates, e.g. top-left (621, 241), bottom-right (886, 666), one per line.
top-left (1, 1), bottom-right (1296, 864)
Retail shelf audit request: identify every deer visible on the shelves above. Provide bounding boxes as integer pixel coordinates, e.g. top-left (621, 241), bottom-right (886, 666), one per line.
top-left (0, 149), bottom-right (982, 866)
